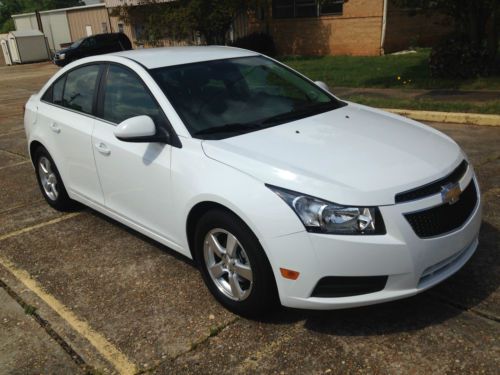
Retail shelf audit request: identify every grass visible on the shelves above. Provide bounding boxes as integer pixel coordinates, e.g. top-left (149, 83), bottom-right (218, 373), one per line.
top-left (24, 304), bottom-right (37, 316)
top-left (281, 49), bottom-right (500, 91)
top-left (343, 95), bottom-right (500, 115)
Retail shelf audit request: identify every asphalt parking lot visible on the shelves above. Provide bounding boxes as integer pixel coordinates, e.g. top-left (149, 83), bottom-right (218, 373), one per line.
top-left (0, 62), bottom-right (499, 375)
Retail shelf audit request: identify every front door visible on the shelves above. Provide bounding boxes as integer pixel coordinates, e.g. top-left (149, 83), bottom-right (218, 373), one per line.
top-left (91, 64), bottom-right (174, 241)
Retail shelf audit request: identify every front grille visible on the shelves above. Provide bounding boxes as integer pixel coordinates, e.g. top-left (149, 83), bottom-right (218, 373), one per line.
top-left (311, 276), bottom-right (388, 298)
top-left (395, 160), bottom-right (468, 203)
top-left (404, 180), bottom-right (477, 238)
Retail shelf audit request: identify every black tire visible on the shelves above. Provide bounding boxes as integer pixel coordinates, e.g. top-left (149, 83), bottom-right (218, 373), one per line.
top-left (33, 147), bottom-right (79, 211)
top-left (194, 209), bottom-right (279, 317)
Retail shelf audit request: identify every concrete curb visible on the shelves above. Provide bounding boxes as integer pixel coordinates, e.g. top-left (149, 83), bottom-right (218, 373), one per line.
top-left (383, 108), bottom-right (500, 127)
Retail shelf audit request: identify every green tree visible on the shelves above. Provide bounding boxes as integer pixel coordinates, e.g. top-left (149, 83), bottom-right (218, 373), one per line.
top-left (0, 0), bottom-right (83, 33)
top-left (392, 0), bottom-right (499, 68)
top-left (113, 0), bottom-right (251, 46)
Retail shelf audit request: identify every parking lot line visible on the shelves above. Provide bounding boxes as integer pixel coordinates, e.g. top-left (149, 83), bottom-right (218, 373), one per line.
top-left (0, 160), bottom-right (30, 171)
top-left (0, 254), bottom-right (138, 375)
top-left (0, 212), bottom-right (81, 242)
top-left (0, 129), bottom-right (25, 138)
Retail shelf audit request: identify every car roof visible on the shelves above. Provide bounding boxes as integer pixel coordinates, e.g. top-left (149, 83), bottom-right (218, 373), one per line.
top-left (110, 46), bottom-right (259, 69)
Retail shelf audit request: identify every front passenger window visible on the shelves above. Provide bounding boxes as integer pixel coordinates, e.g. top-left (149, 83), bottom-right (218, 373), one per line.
top-left (62, 65), bottom-right (100, 115)
top-left (102, 65), bottom-right (161, 124)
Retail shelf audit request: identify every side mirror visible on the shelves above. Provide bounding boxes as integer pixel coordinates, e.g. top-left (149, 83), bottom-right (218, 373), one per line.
top-left (314, 81), bottom-right (330, 92)
top-left (114, 115), bottom-right (169, 143)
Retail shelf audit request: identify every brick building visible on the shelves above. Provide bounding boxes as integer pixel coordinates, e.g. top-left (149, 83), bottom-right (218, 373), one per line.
top-left (104, 0), bottom-right (450, 56)
top-left (247, 0), bottom-right (451, 56)
top-left (10, 0), bottom-right (451, 57)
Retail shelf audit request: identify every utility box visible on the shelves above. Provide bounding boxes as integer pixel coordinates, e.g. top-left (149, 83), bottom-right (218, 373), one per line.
top-left (7, 30), bottom-right (50, 64)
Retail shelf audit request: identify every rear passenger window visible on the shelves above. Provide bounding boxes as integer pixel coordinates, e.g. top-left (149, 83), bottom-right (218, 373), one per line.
top-left (62, 65), bottom-right (100, 115)
top-left (42, 75), bottom-right (65, 105)
top-left (102, 65), bottom-right (161, 124)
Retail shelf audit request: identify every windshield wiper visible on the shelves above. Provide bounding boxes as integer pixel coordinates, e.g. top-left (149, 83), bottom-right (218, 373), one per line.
top-left (261, 102), bottom-right (337, 125)
top-left (194, 101), bottom-right (342, 137)
top-left (193, 122), bottom-right (263, 136)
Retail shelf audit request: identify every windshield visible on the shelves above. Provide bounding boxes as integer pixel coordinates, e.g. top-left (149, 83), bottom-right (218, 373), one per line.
top-left (70, 38), bottom-right (84, 48)
top-left (150, 56), bottom-right (346, 139)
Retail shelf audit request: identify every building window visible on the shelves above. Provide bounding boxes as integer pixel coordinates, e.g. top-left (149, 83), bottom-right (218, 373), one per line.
top-left (272, 0), bottom-right (343, 18)
top-left (118, 23), bottom-right (124, 33)
top-left (273, 0), bottom-right (294, 18)
top-left (102, 22), bottom-right (108, 33)
top-left (320, 0), bottom-right (344, 15)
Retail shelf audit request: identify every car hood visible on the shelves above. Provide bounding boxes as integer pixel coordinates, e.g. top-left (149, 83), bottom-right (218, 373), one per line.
top-left (201, 103), bottom-right (464, 206)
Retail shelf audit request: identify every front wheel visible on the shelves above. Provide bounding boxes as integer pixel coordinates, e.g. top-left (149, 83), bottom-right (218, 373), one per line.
top-left (194, 209), bottom-right (278, 317)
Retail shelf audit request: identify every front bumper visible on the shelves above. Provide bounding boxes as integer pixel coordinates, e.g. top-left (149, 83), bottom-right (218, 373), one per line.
top-left (53, 55), bottom-right (66, 66)
top-left (265, 169), bottom-right (481, 310)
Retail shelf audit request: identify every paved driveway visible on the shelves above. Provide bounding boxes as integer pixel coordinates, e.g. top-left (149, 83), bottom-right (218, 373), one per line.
top-left (0, 62), bottom-right (498, 374)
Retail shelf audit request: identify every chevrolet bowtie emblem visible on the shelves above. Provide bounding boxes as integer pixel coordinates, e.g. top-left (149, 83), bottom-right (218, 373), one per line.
top-left (441, 182), bottom-right (461, 205)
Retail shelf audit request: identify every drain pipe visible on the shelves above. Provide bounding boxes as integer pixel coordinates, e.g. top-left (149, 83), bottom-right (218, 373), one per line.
top-left (380, 0), bottom-right (388, 55)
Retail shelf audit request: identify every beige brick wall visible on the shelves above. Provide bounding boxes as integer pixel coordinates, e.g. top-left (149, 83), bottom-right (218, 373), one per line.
top-left (253, 0), bottom-right (385, 56)
top-left (268, 16), bottom-right (383, 56)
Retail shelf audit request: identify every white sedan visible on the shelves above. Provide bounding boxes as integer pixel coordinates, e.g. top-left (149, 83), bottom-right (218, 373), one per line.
top-left (24, 47), bottom-right (481, 316)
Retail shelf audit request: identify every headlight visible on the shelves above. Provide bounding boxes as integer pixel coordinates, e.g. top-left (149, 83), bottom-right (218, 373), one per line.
top-left (267, 185), bottom-right (385, 235)
top-left (59, 53), bottom-right (65, 60)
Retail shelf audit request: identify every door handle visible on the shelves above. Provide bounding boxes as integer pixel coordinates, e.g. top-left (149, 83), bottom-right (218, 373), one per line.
top-left (50, 122), bottom-right (61, 133)
top-left (95, 142), bottom-right (111, 156)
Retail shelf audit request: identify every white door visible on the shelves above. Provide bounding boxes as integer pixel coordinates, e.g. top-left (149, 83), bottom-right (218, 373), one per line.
top-left (38, 64), bottom-right (104, 204)
top-left (92, 64), bottom-right (174, 239)
top-left (8, 37), bottom-right (20, 63)
top-left (1, 40), bottom-right (12, 65)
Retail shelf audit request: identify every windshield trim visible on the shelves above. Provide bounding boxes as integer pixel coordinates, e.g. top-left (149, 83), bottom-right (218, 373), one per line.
top-left (148, 56), bottom-right (346, 140)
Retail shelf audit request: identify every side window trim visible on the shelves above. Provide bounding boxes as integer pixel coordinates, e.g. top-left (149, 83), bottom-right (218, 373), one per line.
top-left (95, 63), bottom-right (109, 120)
top-left (59, 74), bottom-right (68, 107)
top-left (93, 64), bottom-right (107, 117)
top-left (95, 62), bottom-right (182, 148)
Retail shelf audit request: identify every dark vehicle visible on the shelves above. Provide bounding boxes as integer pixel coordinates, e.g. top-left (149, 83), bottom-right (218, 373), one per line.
top-left (53, 33), bottom-right (132, 67)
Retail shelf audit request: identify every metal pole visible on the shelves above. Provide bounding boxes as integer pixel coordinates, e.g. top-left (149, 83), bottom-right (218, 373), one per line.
top-left (35, 10), bottom-right (44, 33)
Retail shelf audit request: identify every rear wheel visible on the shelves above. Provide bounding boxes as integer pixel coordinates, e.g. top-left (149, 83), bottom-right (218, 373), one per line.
top-left (34, 147), bottom-right (79, 211)
top-left (195, 209), bottom-right (278, 317)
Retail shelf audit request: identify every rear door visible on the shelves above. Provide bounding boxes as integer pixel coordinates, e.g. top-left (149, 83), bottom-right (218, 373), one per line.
top-left (37, 64), bottom-right (104, 204)
top-left (91, 63), bottom-right (174, 239)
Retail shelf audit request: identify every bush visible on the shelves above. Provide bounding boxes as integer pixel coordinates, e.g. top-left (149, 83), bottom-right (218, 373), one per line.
top-left (429, 34), bottom-right (489, 79)
top-left (230, 33), bottom-right (276, 56)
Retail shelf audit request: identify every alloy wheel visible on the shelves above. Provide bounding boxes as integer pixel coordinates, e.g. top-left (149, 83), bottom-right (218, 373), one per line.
top-left (38, 156), bottom-right (59, 201)
top-left (203, 228), bottom-right (253, 301)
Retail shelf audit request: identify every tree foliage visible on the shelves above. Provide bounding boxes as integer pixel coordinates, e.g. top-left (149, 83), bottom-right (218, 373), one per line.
top-left (112, 0), bottom-right (254, 45)
top-left (0, 0), bottom-right (84, 33)
top-left (391, 0), bottom-right (499, 73)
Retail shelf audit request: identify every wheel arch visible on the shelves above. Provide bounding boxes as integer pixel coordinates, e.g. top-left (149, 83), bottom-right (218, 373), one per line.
top-left (29, 140), bottom-right (45, 165)
top-left (185, 199), bottom-right (280, 309)
top-left (186, 201), bottom-right (240, 262)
